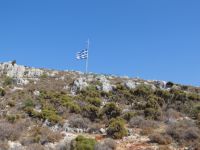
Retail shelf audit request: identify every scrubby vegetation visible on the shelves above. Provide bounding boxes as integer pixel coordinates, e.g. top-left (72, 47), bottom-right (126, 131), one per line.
top-left (107, 118), bottom-right (128, 139)
top-left (0, 66), bottom-right (200, 149)
top-left (71, 135), bottom-right (96, 150)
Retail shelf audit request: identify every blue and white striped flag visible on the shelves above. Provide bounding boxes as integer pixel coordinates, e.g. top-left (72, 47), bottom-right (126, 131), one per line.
top-left (76, 49), bottom-right (88, 60)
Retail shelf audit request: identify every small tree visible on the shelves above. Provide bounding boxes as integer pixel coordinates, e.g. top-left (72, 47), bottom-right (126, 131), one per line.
top-left (71, 135), bottom-right (96, 150)
top-left (107, 118), bottom-right (128, 139)
top-left (101, 103), bottom-right (121, 119)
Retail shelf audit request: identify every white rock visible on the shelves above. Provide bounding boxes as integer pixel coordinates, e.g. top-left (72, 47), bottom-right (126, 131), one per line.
top-left (0, 62), bottom-right (43, 85)
top-left (154, 80), bottom-right (167, 89)
top-left (63, 85), bottom-right (69, 90)
top-left (97, 75), bottom-right (112, 92)
top-left (8, 141), bottom-right (24, 150)
top-left (125, 80), bottom-right (136, 89)
top-left (14, 78), bottom-right (29, 85)
top-left (33, 90), bottom-right (40, 96)
top-left (71, 77), bottom-right (88, 94)
top-left (100, 128), bottom-right (106, 134)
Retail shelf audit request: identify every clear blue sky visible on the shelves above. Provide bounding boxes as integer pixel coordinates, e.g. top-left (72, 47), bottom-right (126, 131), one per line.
top-left (0, 0), bottom-right (200, 86)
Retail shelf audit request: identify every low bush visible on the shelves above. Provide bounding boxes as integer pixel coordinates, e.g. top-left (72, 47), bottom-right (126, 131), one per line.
top-left (0, 141), bottom-right (9, 150)
top-left (86, 97), bottom-right (102, 107)
top-left (69, 115), bottom-right (91, 129)
top-left (166, 82), bottom-right (174, 88)
top-left (144, 95), bottom-right (162, 120)
top-left (0, 88), bottom-right (6, 96)
top-left (22, 126), bottom-right (62, 145)
top-left (133, 84), bottom-right (153, 98)
top-left (122, 111), bottom-right (135, 122)
top-left (107, 118), bottom-right (128, 139)
top-left (164, 109), bottom-right (182, 122)
top-left (101, 103), bottom-right (121, 119)
top-left (24, 99), bottom-right (35, 108)
top-left (149, 133), bottom-right (172, 145)
top-left (3, 76), bottom-right (14, 86)
top-left (26, 144), bottom-right (45, 150)
top-left (6, 114), bottom-right (18, 123)
top-left (95, 138), bottom-right (116, 150)
top-left (0, 121), bottom-right (21, 141)
top-left (82, 105), bottom-right (99, 121)
top-left (129, 116), bottom-right (158, 129)
top-left (79, 86), bottom-right (101, 98)
top-left (166, 120), bottom-right (200, 145)
top-left (71, 135), bottom-right (96, 150)
top-left (190, 103), bottom-right (200, 120)
top-left (41, 108), bottom-right (62, 123)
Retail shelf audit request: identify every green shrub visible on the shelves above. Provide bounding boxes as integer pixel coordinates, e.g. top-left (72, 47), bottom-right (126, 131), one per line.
top-left (41, 108), bottom-right (61, 123)
top-left (0, 88), bottom-right (5, 96)
top-left (110, 84), bottom-right (134, 104)
top-left (144, 107), bottom-right (162, 120)
top-left (11, 60), bottom-right (16, 66)
top-left (107, 118), bottom-right (128, 139)
top-left (71, 135), bottom-right (96, 150)
top-left (144, 95), bottom-right (162, 120)
top-left (6, 115), bottom-right (17, 123)
top-left (101, 103), bottom-right (121, 119)
top-left (166, 82), bottom-right (174, 88)
top-left (24, 99), bottom-right (35, 108)
top-left (122, 111), bottom-right (136, 121)
top-left (149, 133), bottom-right (172, 145)
top-left (170, 89), bottom-right (187, 102)
top-left (133, 84), bottom-right (153, 97)
top-left (187, 93), bottom-right (200, 101)
top-left (86, 97), bottom-right (102, 107)
top-left (79, 86), bottom-right (101, 98)
top-left (67, 102), bottom-right (81, 113)
top-left (41, 74), bottom-right (48, 79)
top-left (191, 103), bottom-right (200, 120)
top-left (82, 105), bottom-right (99, 121)
top-left (154, 89), bottom-right (171, 100)
top-left (3, 77), bottom-right (14, 86)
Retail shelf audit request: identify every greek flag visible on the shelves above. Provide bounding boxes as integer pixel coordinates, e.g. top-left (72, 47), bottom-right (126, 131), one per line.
top-left (76, 49), bottom-right (88, 60)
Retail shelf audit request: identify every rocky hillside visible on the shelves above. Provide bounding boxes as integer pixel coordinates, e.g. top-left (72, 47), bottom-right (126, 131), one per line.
top-left (0, 61), bottom-right (200, 150)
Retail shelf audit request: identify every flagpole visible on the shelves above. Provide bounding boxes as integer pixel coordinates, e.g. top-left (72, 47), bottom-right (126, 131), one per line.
top-left (86, 39), bottom-right (89, 74)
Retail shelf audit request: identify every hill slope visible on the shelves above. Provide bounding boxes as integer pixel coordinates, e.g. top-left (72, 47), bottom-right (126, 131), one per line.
top-left (0, 61), bottom-right (200, 150)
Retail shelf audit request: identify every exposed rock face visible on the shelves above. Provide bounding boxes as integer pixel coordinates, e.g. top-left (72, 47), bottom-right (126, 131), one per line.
top-left (0, 62), bottom-right (44, 85)
top-left (71, 77), bottom-right (88, 94)
top-left (97, 75), bottom-right (113, 92)
top-left (124, 80), bottom-right (136, 89)
top-left (0, 62), bottom-right (43, 78)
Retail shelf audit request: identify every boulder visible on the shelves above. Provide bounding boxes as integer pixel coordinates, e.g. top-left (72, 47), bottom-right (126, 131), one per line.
top-left (97, 75), bottom-right (112, 92)
top-left (100, 128), bottom-right (106, 134)
top-left (33, 90), bottom-right (40, 96)
top-left (71, 77), bottom-right (88, 94)
top-left (154, 80), bottom-right (167, 89)
top-left (124, 80), bottom-right (136, 89)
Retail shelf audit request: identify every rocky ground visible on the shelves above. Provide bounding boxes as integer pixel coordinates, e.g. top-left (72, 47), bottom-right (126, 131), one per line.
top-left (0, 61), bottom-right (200, 150)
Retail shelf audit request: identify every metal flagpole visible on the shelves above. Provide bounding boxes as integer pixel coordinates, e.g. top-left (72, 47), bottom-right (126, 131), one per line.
top-left (86, 39), bottom-right (89, 74)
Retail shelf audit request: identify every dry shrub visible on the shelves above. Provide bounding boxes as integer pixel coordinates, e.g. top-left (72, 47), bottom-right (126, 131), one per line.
top-left (158, 145), bottom-right (171, 150)
top-left (0, 121), bottom-right (21, 141)
top-left (25, 143), bottom-right (45, 150)
top-left (165, 109), bottom-right (182, 119)
top-left (0, 141), bottom-right (9, 150)
top-left (166, 119), bottom-right (200, 145)
top-left (21, 126), bottom-right (62, 146)
top-left (129, 116), bottom-right (158, 129)
top-left (140, 127), bottom-right (154, 135)
top-left (95, 138), bottom-right (116, 150)
top-left (68, 114), bottom-right (91, 129)
top-left (149, 133), bottom-right (172, 145)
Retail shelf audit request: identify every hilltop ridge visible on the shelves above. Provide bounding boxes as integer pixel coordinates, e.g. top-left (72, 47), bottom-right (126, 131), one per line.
top-left (0, 61), bottom-right (200, 150)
